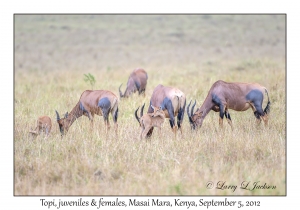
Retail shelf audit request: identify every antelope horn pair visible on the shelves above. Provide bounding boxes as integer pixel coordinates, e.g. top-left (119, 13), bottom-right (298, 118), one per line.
top-left (187, 100), bottom-right (196, 124)
top-left (135, 103), bottom-right (145, 121)
top-left (55, 110), bottom-right (68, 121)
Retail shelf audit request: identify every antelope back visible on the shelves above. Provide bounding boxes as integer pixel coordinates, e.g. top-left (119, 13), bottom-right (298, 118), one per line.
top-left (134, 68), bottom-right (148, 86)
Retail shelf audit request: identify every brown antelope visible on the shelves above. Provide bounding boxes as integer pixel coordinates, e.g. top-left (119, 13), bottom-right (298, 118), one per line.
top-left (187, 80), bottom-right (271, 130)
top-left (119, 68), bottom-right (148, 98)
top-left (55, 90), bottom-right (118, 137)
top-left (146, 84), bottom-right (186, 138)
top-left (135, 103), bottom-right (165, 140)
top-left (29, 116), bottom-right (52, 139)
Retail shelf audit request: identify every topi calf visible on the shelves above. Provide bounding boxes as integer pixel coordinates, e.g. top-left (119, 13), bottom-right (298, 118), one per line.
top-left (29, 116), bottom-right (52, 139)
top-left (135, 103), bottom-right (165, 140)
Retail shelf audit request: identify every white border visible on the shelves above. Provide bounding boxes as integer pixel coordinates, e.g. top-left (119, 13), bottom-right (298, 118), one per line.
top-left (3, 0), bottom-right (295, 209)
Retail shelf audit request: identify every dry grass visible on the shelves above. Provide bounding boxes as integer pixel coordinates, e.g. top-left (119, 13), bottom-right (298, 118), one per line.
top-left (14, 14), bottom-right (285, 195)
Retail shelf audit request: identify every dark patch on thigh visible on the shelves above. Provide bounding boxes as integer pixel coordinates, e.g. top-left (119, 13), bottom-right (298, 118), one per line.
top-left (212, 94), bottom-right (224, 118)
top-left (135, 80), bottom-right (141, 90)
top-left (246, 90), bottom-right (264, 115)
top-left (161, 97), bottom-right (176, 128)
top-left (80, 101), bottom-right (88, 114)
top-left (98, 97), bottom-right (111, 109)
top-left (212, 94), bottom-right (222, 106)
top-left (246, 89), bottom-right (263, 103)
top-left (98, 97), bottom-right (111, 120)
top-left (149, 97), bottom-right (170, 113)
top-left (160, 97), bottom-right (171, 110)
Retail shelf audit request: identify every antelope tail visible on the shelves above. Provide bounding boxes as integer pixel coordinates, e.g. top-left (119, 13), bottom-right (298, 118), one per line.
top-left (177, 96), bottom-right (186, 124)
top-left (113, 107), bottom-right (118, 123)
top-left (263, 88), bottom-right (271, 115)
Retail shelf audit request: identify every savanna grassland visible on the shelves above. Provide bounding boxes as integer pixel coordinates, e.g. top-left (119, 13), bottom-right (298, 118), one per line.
top-left (14, 15), bottom-right (286, 195)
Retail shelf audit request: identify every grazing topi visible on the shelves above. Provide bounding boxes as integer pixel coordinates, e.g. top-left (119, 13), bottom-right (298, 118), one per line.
top-left (146, 84), bottom-right (186, 138)
top-left (187, 80), bottom-right (271, 130)
top-left (55, 90), bottom-right (119, 137)
top-left (119, 68), bottom-right (148, 98)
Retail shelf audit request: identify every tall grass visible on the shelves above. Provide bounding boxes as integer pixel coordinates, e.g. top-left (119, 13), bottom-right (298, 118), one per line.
top-left (14, 14), bottom-right (285, 195)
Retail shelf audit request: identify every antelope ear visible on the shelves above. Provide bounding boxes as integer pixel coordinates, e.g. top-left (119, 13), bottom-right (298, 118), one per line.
top-left (65, 112), bottom-right (68, 118)
top-left (151, 104), bottom-right (154, 110)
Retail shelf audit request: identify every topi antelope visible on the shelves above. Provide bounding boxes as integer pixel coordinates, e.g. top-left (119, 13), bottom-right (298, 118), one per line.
top-left (135, 103), bottom-right (165, 140)
top-left (55, 90), bottom-right (118, 137)
top-left (29, 116), bottom-right (52, 139)
top-left (146, 84), bottom-right (186, 138)
top-left (187, 80), bottom-right (271, 130)
top-left (119, 68), bottom-right (148, 98)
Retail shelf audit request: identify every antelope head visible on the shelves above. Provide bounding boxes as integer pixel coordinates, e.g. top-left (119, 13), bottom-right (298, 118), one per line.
top-left (187, 100), bottom-right (204, 129)
top-left (150, 105), bottom-right (165, 118)
top-left (55, 110), bottom-right (69, 136)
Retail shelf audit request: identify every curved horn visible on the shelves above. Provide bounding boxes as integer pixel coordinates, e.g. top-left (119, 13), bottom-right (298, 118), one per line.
top-left (119, 84), bottom-right (123, 98)
top-left (191, 100), bottom-right (196, 115)
top-left (187, 100), bottom-right (193, 124)
top-left (55, 110), bottom-right (60, 121)
top-left (141, 103), bottom-right (145, 117)
top-left (135, 106), bottom-right (140, 123)
top-left (187, 100), bottom-right (192, 117)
